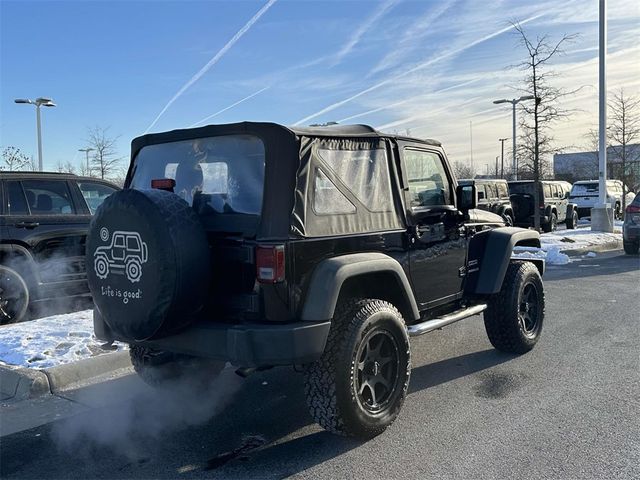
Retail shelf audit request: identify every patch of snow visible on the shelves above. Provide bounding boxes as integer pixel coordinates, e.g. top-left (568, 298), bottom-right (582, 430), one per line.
top-left (0, 310), bottom-right (126, 369)
top-left (586, 252), bottom-right (597, 258)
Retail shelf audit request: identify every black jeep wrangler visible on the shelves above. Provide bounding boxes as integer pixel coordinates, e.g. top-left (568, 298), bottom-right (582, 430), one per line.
top-left (89, 123), bottom-right (545, 439)
top-left (508, 180), bottom-right (578, 232)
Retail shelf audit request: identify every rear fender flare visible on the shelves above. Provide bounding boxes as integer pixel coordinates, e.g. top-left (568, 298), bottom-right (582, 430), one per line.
top-left (465, 227), bottom-right (543, 295)
top-left (300, 252), bottom-right (420, 322)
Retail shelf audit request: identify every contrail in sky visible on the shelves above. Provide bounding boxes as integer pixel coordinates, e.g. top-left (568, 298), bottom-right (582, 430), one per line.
top-left (331, 0), bottom-right (399, 66)
top-left (189, 86), bottom-right (270, 127)
top-left (294, 14), bottom-right (543, 126)
top-left (337, 78), bottom-right (481, 123)
top-left (144, 0), bottom-right (278, 134)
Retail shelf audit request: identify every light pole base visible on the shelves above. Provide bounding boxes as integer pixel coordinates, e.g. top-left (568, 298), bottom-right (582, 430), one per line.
top-left (591, 205), bottom-right (614, 233)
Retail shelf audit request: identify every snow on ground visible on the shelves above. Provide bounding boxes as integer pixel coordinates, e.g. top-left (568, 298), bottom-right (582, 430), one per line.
top-left (0, 310), bottom-right (126, 369)
top-left (513, 225), bottom-right (622, 265)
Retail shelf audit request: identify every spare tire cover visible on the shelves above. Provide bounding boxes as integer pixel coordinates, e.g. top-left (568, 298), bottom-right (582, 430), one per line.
top-left (87, 188), bottom-right (210, 341)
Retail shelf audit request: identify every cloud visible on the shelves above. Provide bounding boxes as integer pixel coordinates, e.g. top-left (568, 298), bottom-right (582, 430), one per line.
top-left (293, 13), bottom-right (543, 126)
top-left (189, 86), bottom-right (270, 127)
top-left (369, 0), bottom-right (456, 76)
top-left (331, 0), bottom-right (400, 66)
top-left (144, 0), bottom-right (278, 134)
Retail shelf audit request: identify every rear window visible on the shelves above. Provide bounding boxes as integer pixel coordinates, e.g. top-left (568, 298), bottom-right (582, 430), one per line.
top-left (571, 183), bottom-right (599, 196)
top-left (130, 135), bottom-right (265, 216)
top-left (509, 182), bottom-right (534, 195)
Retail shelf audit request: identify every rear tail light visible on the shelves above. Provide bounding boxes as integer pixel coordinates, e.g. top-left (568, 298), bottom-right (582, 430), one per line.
top-left (256, 245), bottom-right (285, 283)
top-left (151, 178), bottom-right (176, 192)
top-left (626, 204), bottom-right (640, 213)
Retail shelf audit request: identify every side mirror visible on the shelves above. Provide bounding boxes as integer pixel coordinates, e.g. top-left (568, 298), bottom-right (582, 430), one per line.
top-left (456, 184), bottom-right (477, 212)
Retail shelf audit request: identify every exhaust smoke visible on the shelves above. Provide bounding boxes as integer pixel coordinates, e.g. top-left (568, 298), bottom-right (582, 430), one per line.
top-left (52, 362), bottom-right (243, 459)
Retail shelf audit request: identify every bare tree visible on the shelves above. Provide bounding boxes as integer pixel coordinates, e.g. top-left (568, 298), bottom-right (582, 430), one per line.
top-left (1, 146), bottom-right (30, 170)
top-left (608, 89), bottom-right (640, 213)
top-left (56, 160), bottom-right (77, 174)
top-left (511, 22), bottom-right (578, 230)
top-left (453, 161), bottom-right (475, 179)
top-left (86, 126), bottom-right (122, 179)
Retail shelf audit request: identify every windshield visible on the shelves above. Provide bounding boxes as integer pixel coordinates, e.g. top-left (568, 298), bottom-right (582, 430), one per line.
top-left (571, 183), bottom-right (599, 196)
top-left (130, 135), bottom-right (265, 216)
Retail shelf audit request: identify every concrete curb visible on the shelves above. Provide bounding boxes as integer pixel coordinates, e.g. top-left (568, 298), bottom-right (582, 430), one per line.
top-left (559, 238), bottom-right (623, 256)
top-left (0, 350), bottom-right (131, 401)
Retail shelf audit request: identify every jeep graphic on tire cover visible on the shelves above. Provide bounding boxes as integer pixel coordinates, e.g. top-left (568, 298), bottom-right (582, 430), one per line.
top-left (86, 188), bottom-right (210, 341)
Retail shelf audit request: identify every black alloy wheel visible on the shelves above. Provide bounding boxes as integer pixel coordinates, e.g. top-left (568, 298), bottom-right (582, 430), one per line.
top-left (519, 283), bottom-right (541, 338)
top-left (355, 329), bottom-right (400, 413)
top-left (0, 266), bottom-right (29, 325)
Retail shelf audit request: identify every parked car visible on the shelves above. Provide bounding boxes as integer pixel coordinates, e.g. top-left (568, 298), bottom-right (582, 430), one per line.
top-left (459, 178), bottom-right (514, 225)
top-left (569, 179), bottom-right (635, 219)
top-left (623, 193), bottom-right (640, 254)
top-left (508, 180), bottom-right (578, 232)
top-left (89, 122), bottom-right (545, 439)
top-left (0, 172), bottom-right (119, 324)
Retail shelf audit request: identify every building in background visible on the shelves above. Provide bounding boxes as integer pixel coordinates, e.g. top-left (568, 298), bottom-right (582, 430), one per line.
top-left (554, 144), bottom-right (640, 190)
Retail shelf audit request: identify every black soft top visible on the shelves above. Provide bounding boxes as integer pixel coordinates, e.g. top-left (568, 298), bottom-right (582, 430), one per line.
top-left (127, 122), bottom-right (438, 239)
top-left (130, 122), bottom-right (441, 158)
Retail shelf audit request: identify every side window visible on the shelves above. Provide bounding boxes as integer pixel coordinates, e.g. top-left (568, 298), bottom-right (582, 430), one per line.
top-left (5, 181), bottom-right (29, 215)
top-left (552, 185), bottom-right (560, 198)
top-left (403, 149), bottom-right (451, 207)
top-left (497, 183), bottom-right (508, 198)
top-left (486, 184), bottom-right (497, 200)
top-left (544, 184), bottom-right (552, 199)
top-left (477, 185), bottom-right (486, 201)
top-left (21, 180), bottom-right (75, 215)
top-left (317, 148), bottom-right (394, 212)
top-left (313, 168), bottom-right (356, 215)
top-left (78, 182), bottom-right (117, 214)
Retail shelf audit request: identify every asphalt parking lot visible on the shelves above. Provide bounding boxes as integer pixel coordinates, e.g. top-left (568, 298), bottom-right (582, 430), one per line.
top-left (1, 251), bottom-right (638, 480)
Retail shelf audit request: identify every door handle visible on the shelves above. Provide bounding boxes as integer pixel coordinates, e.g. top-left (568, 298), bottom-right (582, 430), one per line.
top-left (15, 221), bottom-right (40, 229)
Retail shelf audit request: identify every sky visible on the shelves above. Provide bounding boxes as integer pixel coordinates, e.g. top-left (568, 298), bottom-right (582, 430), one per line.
top-left (1, 0), bottom-right (639, 176)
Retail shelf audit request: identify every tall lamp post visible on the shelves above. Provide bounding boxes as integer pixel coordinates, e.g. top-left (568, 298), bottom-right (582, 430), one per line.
top-left (14, 97), bottom-right (57, 171)
top-left (78, 147), bottom-right (94, 175)
top-left (492, 96), bottom-right (535, 180)
top-left (498, 137), bottom-right (508, 179)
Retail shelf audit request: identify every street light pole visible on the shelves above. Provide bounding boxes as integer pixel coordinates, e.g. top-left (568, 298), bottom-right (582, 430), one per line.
top-left (499, 137), bottom-right (508, 179)
top-left (14, 97), bottom-right (56, 171)
top-left (78, 148), bottom-right (94, 175)
top-left (492, 96), bottom-right (535, 180)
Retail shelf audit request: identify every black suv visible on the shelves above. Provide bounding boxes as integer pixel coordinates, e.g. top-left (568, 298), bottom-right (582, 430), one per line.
top-left (0, 172), bottom-right (119, 323)
top-left (89, 123), bottom-right (545, 439)
top-left (459, 178), bottom-right (514, 225)
top-left (508, 180), bottom-right (578, 232)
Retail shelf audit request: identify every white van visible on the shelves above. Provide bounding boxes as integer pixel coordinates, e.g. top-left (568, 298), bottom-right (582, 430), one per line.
top-left (570, 180), bottom-right (635, 219)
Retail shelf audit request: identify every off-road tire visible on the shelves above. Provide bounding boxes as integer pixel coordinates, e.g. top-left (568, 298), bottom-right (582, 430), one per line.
top-left (615, 203), bottom-right (622, 220)
top-left (484, 261), bottom-right (544, 354)
top-left (0, 265), bottom-right (29, 325)
top-left (304, 299), bottom-right (411, 439)
top-left (623, 240), bottom-right (639, 255)
top-left (504, 213), bottom-right (514, 227)
top-left (543, 212), bottom-right (557, 233)
top-left (130, 344), bottom-right (225, 387)
top-left (566, 209), bottom-right (578, 229)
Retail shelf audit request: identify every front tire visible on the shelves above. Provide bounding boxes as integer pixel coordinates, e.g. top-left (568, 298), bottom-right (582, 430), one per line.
top-left (484, 261), bottom-right (544, 354)
top-left (304, 299), bottom-right (410, 439)
top-left (0, 266), bottom-right (29, 325)
top-left (566, 209), bottom-right (578, 229)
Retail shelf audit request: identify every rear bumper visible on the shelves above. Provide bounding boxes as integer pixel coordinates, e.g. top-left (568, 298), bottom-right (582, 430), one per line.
top-left (94, 310), bottom-right (330, 368)
top-left (514, 214), bottom-right (549, 228)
